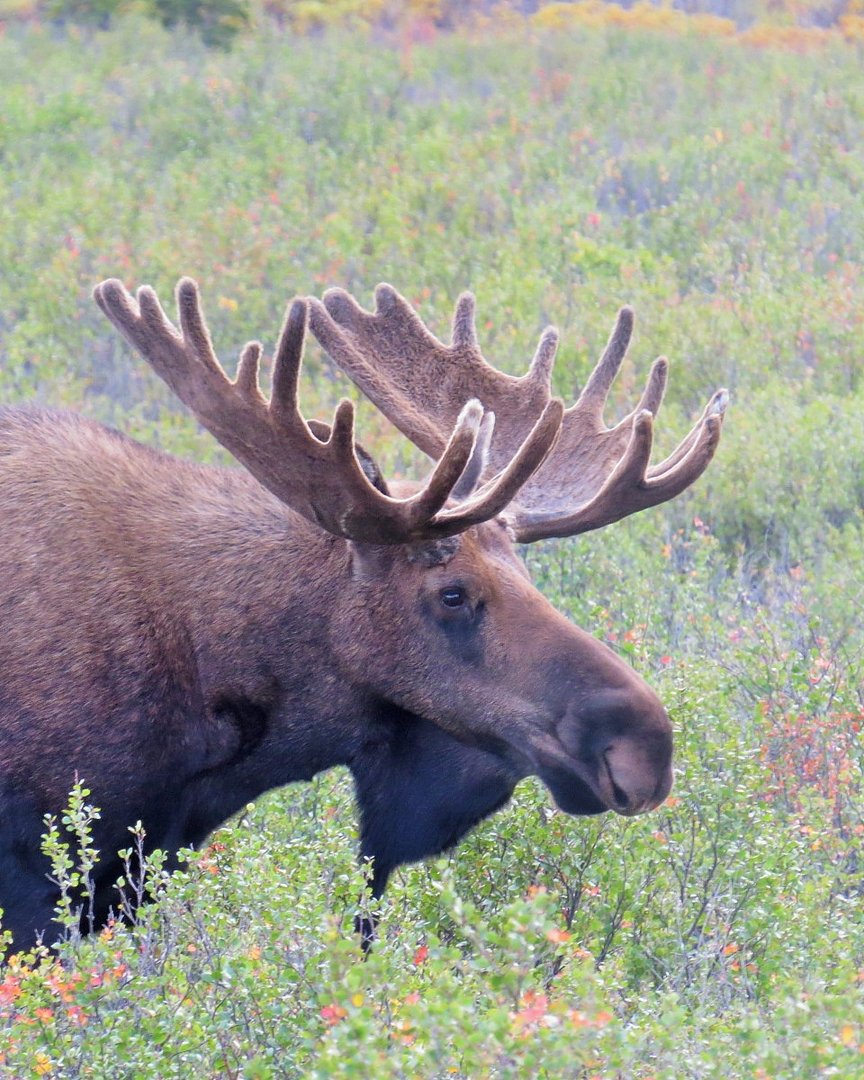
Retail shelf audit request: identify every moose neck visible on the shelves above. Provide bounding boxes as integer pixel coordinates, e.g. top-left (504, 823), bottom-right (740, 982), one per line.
top-left (156, 470), bottom-right (370, 771)
top-left (52, 422), bottom-right (372, 807)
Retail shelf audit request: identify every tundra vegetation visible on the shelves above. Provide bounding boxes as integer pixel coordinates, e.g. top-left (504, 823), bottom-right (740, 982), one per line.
top-left (0, 7), bottom-right (863, 1079)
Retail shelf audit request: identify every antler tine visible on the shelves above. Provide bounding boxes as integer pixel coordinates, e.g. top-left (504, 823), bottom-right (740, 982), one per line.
top-left (643, 403), bottom-right (724, 499)
top-left (270, 299), bottom-right (308, 426)
top-left (328, 398), bottom-right (358, 457)
top-left (235, 341), bottom-right (264, 402)
top-left (647, 388), bottom-right (727, 478)
top-left (437, 399), bottom-right (564, 531)
top-left (138, 287), bottom-right (177, 341)
top-left (525, 326), bottom-right (559, 389)
top-left (93, 278), bottom-right (139, 340)
top-left (319, 287), bottom-right (367, 334)
top-left (175, 278), bottom-right (223, 376)
top-left (407, 401), bottom-right (484, 524)
top-left (577, 306), bottom-right (634, 415)
top-left (451, 410), bottom-right (495, 501)
top-left (451, 292), bottom-right (479, 351)
top-left (632, 356), bottom-right (668, 419)
top-left (601, 353), bottom-right (668, 438)
top-left (374, 283), bottom-right (445, 350)
top-left (612, 409), bottom-right (655, 488)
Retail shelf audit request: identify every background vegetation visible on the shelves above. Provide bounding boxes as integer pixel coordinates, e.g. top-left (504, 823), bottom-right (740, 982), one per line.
top-left (0, 5), bottom-right (862, 1077)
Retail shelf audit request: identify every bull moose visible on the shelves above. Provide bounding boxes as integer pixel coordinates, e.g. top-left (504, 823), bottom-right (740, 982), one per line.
top-left (0, 277), bottom-right (727, 951)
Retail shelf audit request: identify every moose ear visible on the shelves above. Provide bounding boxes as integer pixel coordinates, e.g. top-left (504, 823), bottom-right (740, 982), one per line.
top-left (354, 444), bottom-right (390, 496)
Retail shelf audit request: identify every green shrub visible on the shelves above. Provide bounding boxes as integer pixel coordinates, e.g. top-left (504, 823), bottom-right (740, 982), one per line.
top-left (148, 0), bottom-right (250, 48)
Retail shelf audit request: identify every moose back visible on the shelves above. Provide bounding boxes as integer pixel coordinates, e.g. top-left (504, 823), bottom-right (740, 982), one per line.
top-left (0, 278), bottom-right (726, 950)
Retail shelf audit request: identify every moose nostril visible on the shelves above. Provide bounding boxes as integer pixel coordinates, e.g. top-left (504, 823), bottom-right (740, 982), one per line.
top-left (602, 752), bottom-right (632, 811)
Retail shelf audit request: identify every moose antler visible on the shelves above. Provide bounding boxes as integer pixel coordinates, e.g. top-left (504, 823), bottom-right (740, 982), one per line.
top-left (93, 278), bottom-right (563, 544)
top-left (308, 287), bottom-right (727, 543)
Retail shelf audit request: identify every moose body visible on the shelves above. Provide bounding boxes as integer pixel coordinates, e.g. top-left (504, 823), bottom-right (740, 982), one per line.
top-left (0, 280), bottom-right (726, 951)
top-left (0, 406), bottom-right (520, 945)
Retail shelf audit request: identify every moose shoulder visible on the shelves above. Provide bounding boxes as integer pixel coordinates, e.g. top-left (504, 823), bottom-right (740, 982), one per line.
top-left (0, 280), bottom-right (727, 951)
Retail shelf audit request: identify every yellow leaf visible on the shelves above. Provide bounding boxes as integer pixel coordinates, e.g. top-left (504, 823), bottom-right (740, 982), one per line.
top-left (34, 1053), bottom-right (53, 1076)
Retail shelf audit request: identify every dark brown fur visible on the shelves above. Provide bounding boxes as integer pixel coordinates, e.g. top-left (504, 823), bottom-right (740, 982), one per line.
top-left (0, 405), bottom-right (672, 951)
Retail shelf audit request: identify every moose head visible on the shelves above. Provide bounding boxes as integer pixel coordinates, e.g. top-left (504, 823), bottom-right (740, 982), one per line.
top-left (0, 277), bottom-right (725, 951)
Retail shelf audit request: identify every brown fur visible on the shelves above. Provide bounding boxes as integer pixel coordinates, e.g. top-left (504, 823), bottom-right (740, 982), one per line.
top-left (0, 404), bottom-right (673, 951)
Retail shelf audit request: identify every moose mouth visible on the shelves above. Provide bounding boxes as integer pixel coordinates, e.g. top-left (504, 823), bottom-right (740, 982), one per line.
top-left (536, 752), bottom-right (614, 816)
top-left (378, 702), bottom-right (670, 820)
top-left (541, 765), bottom-right (609, 816)
top-left (531, 736), bottom-right (671, 818)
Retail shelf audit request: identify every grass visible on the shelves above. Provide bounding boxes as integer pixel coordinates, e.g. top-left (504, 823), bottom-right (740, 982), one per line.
top-left (0, 12), bottom-right (862, 1078)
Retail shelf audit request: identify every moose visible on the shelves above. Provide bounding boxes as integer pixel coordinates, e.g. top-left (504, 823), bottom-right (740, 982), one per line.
top-left (0, 277), bottom-right (726, 951)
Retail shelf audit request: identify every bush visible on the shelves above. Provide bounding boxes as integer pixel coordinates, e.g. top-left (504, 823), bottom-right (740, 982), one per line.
top-left (148, 0), bottom-right (250, 48)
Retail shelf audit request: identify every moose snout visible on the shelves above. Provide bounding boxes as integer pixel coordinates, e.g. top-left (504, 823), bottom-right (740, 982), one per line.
top-left (598, 736), bottom-right (674, 815)
top-left (555, 688), bottom-right (674, 816)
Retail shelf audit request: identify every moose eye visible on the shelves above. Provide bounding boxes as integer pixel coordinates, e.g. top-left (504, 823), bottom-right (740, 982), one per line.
top-left (439, 586), bottom-right (466, 609)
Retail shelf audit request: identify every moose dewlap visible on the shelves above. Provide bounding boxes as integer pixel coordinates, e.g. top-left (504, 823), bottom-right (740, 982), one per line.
top-left (0, 278), bottom-right (727, 951)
